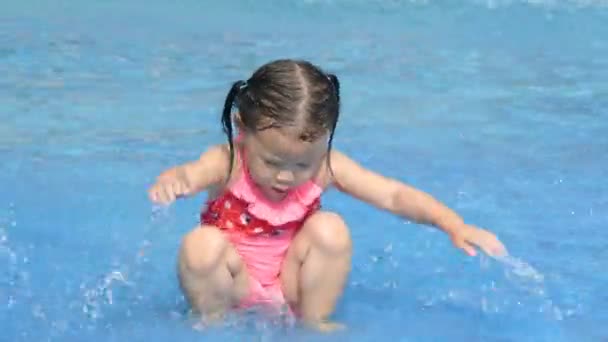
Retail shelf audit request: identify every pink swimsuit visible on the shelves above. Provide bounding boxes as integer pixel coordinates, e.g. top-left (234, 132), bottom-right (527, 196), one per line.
top-left (200, 145), bottom-right (323, 311)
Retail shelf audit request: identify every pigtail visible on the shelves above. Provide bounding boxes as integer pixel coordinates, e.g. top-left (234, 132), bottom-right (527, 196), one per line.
top-left (327, 74), bottom-right (340, 141)
top-left (326, 73), bottom-right (341, 177)
top-left (327, 73), bottom-right (340, 106)
top-left (221, 80), bottom-right (246, 177)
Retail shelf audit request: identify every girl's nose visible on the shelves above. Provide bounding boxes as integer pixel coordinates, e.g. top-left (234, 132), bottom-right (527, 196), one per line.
top-left (276, 170), bottom-right (295, 184)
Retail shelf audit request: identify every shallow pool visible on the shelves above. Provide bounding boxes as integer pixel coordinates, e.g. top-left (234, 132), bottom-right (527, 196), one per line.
top-left (1, 0), bottom-right (607, 340)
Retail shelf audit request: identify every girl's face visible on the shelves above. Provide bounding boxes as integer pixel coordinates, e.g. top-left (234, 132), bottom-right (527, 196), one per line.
top-left (241, 127), bottom-right (328, 202)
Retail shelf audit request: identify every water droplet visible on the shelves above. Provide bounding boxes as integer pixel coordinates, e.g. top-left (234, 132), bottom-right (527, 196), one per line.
top-left (481, 297), bottom-right (488, 312)
top-left (32, 304), bottom-right (46, 319)
top-left (53, 320), bottom-right (69, 333)
top-left (105, 289), bottom-right (113, 305)
top-left (384, 243), bottom-right (393, 253)
top-left (553, 307), bottom-right (563, 320)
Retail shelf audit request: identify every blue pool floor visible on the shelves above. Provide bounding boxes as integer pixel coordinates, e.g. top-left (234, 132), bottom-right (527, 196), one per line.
top-left (1, 1), bottom-right (607, 341)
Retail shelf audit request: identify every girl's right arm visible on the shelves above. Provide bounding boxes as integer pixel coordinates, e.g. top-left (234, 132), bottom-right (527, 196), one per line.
top-left (148, 144), bottom-right (230, 205)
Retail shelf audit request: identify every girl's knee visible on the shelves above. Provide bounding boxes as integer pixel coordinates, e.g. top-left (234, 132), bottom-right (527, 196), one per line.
top-left (303, 212), bottom-right (352, 255)
top-left (179, 225), bottom-right (229, 274)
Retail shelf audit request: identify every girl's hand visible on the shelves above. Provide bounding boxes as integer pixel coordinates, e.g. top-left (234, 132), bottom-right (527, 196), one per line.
top-left (147, 145), bottom-right (230, 206)
top-left (449, 224), bottom-right (507, 257)
top-left (148, 169), bottom-right (192, 205)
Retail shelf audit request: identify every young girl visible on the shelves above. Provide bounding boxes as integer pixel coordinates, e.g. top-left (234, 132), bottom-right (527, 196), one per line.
top-left (148, 59), bottom-right (507, 330)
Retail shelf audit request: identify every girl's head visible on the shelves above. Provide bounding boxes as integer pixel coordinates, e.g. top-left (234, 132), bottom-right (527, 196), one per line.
top-left (221, 59), bottom-right (341, 201)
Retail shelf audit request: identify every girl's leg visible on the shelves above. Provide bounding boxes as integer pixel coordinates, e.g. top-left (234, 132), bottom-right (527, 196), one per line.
top-left (280, 211), bottom-right (353, 330)
top-left (177, 225), bottom-right (249, 319)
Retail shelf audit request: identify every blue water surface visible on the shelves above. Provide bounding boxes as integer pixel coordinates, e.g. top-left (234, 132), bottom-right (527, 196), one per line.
top-left (1, 0), bottom-right (607, 341)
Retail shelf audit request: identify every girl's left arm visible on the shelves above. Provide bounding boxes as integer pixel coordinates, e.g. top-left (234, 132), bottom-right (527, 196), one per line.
top-left (328, 150), bottom-right (507, 257)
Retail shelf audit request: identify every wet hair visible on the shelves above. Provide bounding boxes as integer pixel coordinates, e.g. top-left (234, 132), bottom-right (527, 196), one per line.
top-left (221, 59), bottom-right (341, 176)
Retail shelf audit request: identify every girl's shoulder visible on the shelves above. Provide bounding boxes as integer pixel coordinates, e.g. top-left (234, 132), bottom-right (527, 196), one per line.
top-left (203, 142), bottom-right (244, 197)
top-left (314, 149), bottom-right (348, 191)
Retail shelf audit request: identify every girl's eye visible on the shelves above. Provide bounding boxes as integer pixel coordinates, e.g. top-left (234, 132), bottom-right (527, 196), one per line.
top-left (296, 163), bottom-right (309, 169)
top-left (265, 160), bottom-right (281, 167)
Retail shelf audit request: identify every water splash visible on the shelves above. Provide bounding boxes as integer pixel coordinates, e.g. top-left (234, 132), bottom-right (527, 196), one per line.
top-left (78, 204), bottom-right (173, 322)
top-left (80, 271), bottom-right (134, 320)
top-left (1, 203), bottom-right (29, 311)
top-left (495, 254), bottom-right (544, 284)
top-left (486, 254), bottom-right (564, 320)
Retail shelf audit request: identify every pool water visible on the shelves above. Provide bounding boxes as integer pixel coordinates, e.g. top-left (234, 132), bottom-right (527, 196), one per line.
top-left (1, 0), bottom-right (607, 341)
